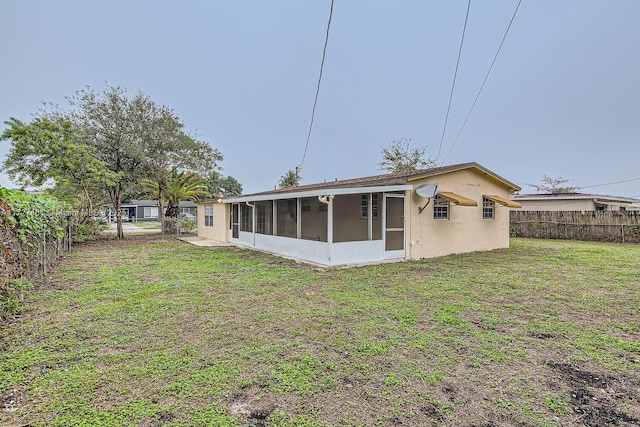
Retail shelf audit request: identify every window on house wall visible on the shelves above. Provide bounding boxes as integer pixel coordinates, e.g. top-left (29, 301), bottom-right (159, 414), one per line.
top-left (360, 194), bottom-right (379, 218)
top-left (144, 207), bottom-right (159, 218)
top-left (204, 205), bottom-right (214, 227)
top-left (433, 196), bottom-right (449, 220)
top-left (482, 198), bottom-right (495, 220)
top-left (240, 204), bottom-right (253, 232)
top-left (301, 198), bottom-right (312, 212)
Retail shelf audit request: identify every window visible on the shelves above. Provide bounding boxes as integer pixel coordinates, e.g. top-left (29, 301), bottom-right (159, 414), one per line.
top-left (361, 194), bottom-right (379, 218)
top-left (433, 196), bottom-right (449, 220)
top-left (240, 204), bottom-right (253, 232)
top-left (482, 198), bottom-right (495, 220)
top-left (204, 205), bottom-right (214, 227)
top-left (301, 198), bottom-right (312, 212)
top-left (144, 207), bottom-right (158, 218)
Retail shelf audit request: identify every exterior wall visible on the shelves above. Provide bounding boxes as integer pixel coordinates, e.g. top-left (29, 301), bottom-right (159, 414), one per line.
top-left (197, 202), bottom-right (228, 241)
top-left (406, 169), bottom-right (512, 259)
top-left (517, 199), bottom-right (595, 212)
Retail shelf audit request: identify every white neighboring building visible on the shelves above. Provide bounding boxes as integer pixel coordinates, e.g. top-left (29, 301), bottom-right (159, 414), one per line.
top-left (511, 193), bottom-right (640, 212)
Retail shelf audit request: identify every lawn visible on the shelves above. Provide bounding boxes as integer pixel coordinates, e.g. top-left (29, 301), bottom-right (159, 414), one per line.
top-left (1, 236), bottom-right (638, 426)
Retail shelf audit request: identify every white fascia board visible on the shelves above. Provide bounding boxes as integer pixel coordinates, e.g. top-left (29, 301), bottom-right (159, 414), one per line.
top-left (515, 195), bottom-right (639, 203)
top-left (224, 185), bottom-right (413, 203)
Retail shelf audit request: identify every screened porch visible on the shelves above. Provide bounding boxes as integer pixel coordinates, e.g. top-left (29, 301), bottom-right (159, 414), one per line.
top-left (224, 185), bottom-right (410, 266)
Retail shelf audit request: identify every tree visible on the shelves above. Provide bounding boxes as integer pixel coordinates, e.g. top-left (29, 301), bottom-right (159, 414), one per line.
top-left (278, 168), bottom-right (301, 189)
top-left (378, 138), bottom-right (436, 173)
top-left (48, 85), bottom-right (220, 239)
top-left (527, 175), bottom-right (579, 194)
top-left (1, 117), bottom-right (117, 218)
top-left (205, 172), bottom-right (243, 199)
top-left (142, 171), bottom-right (210, 233)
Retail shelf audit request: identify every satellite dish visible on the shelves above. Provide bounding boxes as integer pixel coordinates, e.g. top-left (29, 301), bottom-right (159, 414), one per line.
top-left (416, 183), bottom-right (438, 198)
top-left (416, 183), bottom-right (438, 214)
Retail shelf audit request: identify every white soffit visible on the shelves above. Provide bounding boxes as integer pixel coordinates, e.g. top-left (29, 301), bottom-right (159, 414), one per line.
top-left (224, 185), bottom-right (413, 203)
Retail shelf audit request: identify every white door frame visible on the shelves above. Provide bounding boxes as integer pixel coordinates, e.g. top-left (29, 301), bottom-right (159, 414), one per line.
top-left (383, 194), bottom-right (405, 259)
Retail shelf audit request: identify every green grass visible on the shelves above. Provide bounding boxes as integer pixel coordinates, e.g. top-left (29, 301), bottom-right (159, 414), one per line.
top-left (1, 237), bottom-right (639, 426)
top-left (130, 221), bottom-right (161, 229)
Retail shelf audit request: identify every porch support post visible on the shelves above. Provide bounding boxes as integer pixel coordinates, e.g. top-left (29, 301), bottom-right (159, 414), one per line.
top-left (327, 198), bottom-right (333, 263)
top-left (368, 193), bottom-right (373, 241)
top-left (272, 201), bottom-right (277, 236)
top-left (296, 198), bottom-right (301, 239)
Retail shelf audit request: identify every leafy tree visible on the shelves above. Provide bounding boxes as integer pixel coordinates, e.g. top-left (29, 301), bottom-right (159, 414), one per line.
top-left (45, 85), bottom-right (220, 239)
top-left (278, 168), bottom-right (301, 189)
top-left (1, 117), bottom-right (117, 218)
top-left (527, 175), bottom-right (579, 194)
top-left (205, 172), bottom-right (243, 199)
top-left (378, 138), bottom-right (436, 173)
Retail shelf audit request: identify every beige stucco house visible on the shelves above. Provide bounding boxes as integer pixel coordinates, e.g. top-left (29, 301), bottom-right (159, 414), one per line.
top-left (511, 193), bottom-right (640, 212)
top-left (197, 162), bottom-right (521, 266)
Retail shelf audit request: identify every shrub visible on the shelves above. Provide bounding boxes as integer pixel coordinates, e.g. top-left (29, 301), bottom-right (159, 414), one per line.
top-left (0, 279), bottom-right (33, 317)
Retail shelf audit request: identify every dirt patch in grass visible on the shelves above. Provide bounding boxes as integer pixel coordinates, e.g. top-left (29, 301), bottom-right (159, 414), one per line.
top-left (545, 361), bottom-right (640, 426)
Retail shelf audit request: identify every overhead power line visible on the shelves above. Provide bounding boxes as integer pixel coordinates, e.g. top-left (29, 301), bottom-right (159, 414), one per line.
top-left (442, 0), bottom-right (522, 164)
top-left (436, 0), bottom-right (472, 162)
top-left (579, 177), bottom-right (640, 190)
top-left (298, 0), bottom-right (335, 173)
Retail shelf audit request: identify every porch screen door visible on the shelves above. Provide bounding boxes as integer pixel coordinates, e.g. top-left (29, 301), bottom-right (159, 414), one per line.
top-left (231, 203), bottom-right (239, 239)
top-left (383, 195), bottom-right (405, 258)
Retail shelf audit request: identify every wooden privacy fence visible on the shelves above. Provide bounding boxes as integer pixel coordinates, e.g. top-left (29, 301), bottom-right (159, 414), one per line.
top-left (510, 211), bottom-right (640, 243)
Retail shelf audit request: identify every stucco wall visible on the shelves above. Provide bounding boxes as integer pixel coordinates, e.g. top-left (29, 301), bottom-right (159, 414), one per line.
top-left (197, 202), bottom-right (228, 241)
top-left (406, 169), bottom-right (513, 259)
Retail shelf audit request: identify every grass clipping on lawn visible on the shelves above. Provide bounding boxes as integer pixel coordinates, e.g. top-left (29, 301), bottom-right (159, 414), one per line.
top-left (1, 236), bottom-right (639, 426)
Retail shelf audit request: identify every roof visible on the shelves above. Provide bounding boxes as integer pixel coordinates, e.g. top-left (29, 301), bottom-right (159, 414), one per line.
top-left (206, 162), bottom-right (520, 204)
top-left (513, 193), bottom-right (640, 204)
top-left (123, 199), bottom-right (198, 207)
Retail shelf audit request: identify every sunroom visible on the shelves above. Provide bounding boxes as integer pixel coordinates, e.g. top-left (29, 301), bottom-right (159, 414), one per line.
top-left (224, 185), bottom-right (412, 266)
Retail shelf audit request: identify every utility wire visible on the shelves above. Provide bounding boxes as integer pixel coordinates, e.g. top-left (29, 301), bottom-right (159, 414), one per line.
top-left (578, 177), bottom-right (640, 190)
top-left (436, 0), bottom-right (471, 162)
top-left (298, 0), bottom-right (334, 173)
top-left (442, 0), bottom-right (522, 164)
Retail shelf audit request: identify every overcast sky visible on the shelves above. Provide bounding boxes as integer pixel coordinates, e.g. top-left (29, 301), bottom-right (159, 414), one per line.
top-left (1, 0), bottom-right (639, 197)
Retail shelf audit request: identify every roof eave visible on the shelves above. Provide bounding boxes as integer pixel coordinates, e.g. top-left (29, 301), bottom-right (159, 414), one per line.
top-left (406, 162), bottom-right (521, 192)
top-left (221, 184), bottom-right (413, 203)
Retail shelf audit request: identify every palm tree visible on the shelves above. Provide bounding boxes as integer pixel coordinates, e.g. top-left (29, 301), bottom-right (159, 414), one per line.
top-left (164, 171), bottom-right (211, 218)
top-left (142, 170), bottom-right (210, 234)
top-left (278, 168), bottom-right (301, 188)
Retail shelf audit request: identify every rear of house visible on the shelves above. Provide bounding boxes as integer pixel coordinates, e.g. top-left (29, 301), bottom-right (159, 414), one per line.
top-left (197, 162), bottom-right (521, 266)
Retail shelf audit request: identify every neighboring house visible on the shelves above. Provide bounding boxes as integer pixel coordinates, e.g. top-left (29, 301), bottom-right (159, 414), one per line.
top-left (197, 162), bottom-right (521, 267)
top-left (114, 200), bottom-right (198, 222)
top-left (511, 193), bottom-right (640, 212)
